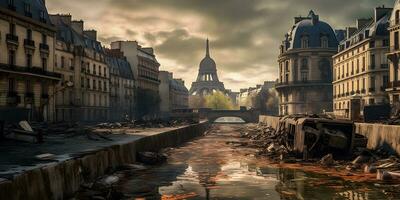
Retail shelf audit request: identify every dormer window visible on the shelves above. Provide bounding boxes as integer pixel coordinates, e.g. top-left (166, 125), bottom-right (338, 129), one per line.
top-left (39, 11), bottom-right (46, 23)
top-left (321, 36), bottom-right (328, 48)
top-left (8, 0), bottom-right (15, 10)
top-left (301, 35), bottom-right (309, 48)
top-left (24, 3), bottom-right (32, 17)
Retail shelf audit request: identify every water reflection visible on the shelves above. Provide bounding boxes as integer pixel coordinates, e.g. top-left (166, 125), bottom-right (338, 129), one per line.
top-left (214, 117), bottom-right (245, 123)
top-left (117, 125), bottom-right (400, 200)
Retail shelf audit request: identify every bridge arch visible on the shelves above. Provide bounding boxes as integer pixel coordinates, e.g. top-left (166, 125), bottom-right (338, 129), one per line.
top-left (199, 109), bottom-right (260, 123)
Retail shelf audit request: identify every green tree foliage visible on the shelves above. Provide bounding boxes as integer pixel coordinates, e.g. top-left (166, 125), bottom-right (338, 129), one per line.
top-left (204, 91), bottom-right (235, 110)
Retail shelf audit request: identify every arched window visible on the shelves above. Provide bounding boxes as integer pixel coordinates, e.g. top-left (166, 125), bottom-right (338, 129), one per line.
top-left (396, 10), bottom-right (400, 24)
top-left (301, 35), bottom-right (309, 48)
top-left (321, 36), bottom-right (329, 48)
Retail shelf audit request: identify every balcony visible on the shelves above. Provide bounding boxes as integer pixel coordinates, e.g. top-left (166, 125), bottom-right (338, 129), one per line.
top-left (390, 19), bottom-right (400, 28)
top-left (6, 34), bottom-right (19, 45)
top-left (39, 43), bottom-right (50, 52)
top-left (275, 80), bottom-right (331, 89)
top-left (24, 39), bottom-right (35, 49)
top-left (0, 63), bottom-right (61, 80)
top-left (388, 81), bottom-right (400, 88)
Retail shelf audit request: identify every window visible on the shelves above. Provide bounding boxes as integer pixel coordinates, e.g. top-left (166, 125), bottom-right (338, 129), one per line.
top-left (87, 78), bottom-right (90, 88)
top-left (8, 50), bottom-right (15, 66)
top-left (301, 71), bottom-right (308, 82)
top-left (99, 80), bottom-right (102, 90)
top-left (370, 76), bottom-right (376, 90)
top-left (362, 57), bottom-right (365, 71)
top-left (41, 34), bottom-right (47, 44)
top-left (81, 77), bottom-right (85, 88)
top-left (383, 75), bottom-right (389, 89)
top-left (8, 78), bottom-right (15, 93)
top-left (42, 58), bottom-right (47, 71)
top-left (301, 36), bottom-right (309, 48)
top-left (395, 32), bottom-right (399, 50)
top-left (8, 0), bottom-right (14, 6)
top-left (70, 59), bottom-right (74, 70)
top-left (369, 41), bottom-right (375, 48)
top-left (369, 98), bottom-right (375, 105)
top-left (321, 36), bottom-right (328, 48)
top-left (370, 54), bottom-right (375, 69)
top-left (93, 64), bottom-right (96, 74)
top-left (93, 80), bottom-right (96, 89)
top-left (39, 11), bottom-right (46, 23)
top-left (104, 68), bottom-right (106, 77)
top-left (26, 80), bottom-right (33, 93)
top-left (61, 56), bottom-right (65, 68)
top-left (104, 82), bottom-right (107, 91)
top-left (9, 23), bottom-right (15, 35)
top-left (98, 66), bottom-right (101, 76)
top-left (396, 10), bottom-right (400, 24)
top-left (24, 3), bottom-right (31, 17)
top-left (26, 54), bottom-right (32, 68)
top-left (26, 29), bottom-right (32, 40)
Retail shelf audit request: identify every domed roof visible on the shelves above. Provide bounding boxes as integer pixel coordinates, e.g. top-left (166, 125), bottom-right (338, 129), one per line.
top-left (286, 10), bottom-right (338, 49)
top-left (199, 39), bottom-right (217, 72)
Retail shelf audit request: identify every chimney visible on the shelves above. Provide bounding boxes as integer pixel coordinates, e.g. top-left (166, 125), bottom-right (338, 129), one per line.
top-left (346, 27), bottom-right (357, 39)
top-left (84, 30), bottom-right (97, 40)
top-left (356, 18), bottom-right (370, 30)
top-left (375, 6), bottom-right (392, 22)
top-left (71, 20), bottom-right (84, 35)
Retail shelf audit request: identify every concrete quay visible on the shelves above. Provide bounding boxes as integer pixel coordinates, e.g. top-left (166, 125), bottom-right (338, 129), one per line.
top-left (259, 115), bottom-right (400, 155)
top-left (0, 122), bottom-right (209, 200)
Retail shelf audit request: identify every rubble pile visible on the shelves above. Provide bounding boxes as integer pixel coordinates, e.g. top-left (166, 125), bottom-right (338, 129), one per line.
top-left (239, 124), bottom-right (292, 161)
top-left (239, 123), bottom-right (400, 181)
top-left (96, 119), bottom-right (196, 129)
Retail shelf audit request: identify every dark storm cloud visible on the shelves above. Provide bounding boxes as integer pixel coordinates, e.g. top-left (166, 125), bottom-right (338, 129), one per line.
top-left (47, 0), bottom-right (395, 90)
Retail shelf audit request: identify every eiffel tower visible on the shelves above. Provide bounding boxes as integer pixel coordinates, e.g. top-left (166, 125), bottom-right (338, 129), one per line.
top-left (190, 39), bottom-right (225, 96)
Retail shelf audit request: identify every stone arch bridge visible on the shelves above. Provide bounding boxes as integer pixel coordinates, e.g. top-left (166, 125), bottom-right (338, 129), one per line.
top-left (198, 108), bottom-right (260, 123)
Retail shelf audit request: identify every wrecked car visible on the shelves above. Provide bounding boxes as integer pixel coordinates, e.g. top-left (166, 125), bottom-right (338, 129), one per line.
top-left (277, 116), bottom-right (357, 158)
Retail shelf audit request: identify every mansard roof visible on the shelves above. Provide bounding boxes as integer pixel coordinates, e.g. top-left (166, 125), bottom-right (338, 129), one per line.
top-left (0, 0), bottom-right (52, 26)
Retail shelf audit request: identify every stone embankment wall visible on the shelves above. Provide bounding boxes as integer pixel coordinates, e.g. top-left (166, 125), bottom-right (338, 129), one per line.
top-left (355, 123), bottom-right (400, 155)
top-left (0, 122), bottom-right (210, 200)
top-left (259, 115), bottom-right (400, 155)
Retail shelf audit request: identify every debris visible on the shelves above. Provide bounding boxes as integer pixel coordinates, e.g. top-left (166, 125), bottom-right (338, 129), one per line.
top-left (377, 170), bottom-right (393, 181)
top-left (320, 154), bottom-right (334, 166)
top-left (352, 155), bottom-right (371, 165)
top-left (364, 165), bottom-right (377, 173)
top-left (35, 153), bottom-right (56, 161)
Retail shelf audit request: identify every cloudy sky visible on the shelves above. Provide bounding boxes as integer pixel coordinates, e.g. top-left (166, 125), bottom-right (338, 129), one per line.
top-left (47, 0), bottom-right (394, 91)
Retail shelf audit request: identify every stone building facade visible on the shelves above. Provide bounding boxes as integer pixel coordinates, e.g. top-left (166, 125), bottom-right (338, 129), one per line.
top-left (105, 49), bottom-right (135, 121)
top-left (159, 71), bottom-right (189, 113)
top-left (276, 11), bottom-right (339, 115)
top-left (50, 14), bottom-right (109, 122)
top-left (0, 0), bottom-right (61, 122)
top-left (333, 7), bottom-right (391, 120)
top-left (238, 81), bottom-right (278, 115)
top-left (387, 0), bottom-right (400, 105)
top-left (110, 41), bottom-right (160, 118)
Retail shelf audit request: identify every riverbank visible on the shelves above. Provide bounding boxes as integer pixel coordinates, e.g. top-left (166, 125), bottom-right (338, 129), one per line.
top-left (0, 121), bottom-right (209, 200)
top-left (110, 124), bottom-right (399, 199)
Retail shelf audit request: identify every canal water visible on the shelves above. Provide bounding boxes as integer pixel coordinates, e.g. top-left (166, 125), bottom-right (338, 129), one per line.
top-left (116, 124), bottom-right (400, 200)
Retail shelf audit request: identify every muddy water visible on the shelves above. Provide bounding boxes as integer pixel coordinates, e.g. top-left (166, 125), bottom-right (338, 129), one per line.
top-left (117, 124), bottom-right (400, 200)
